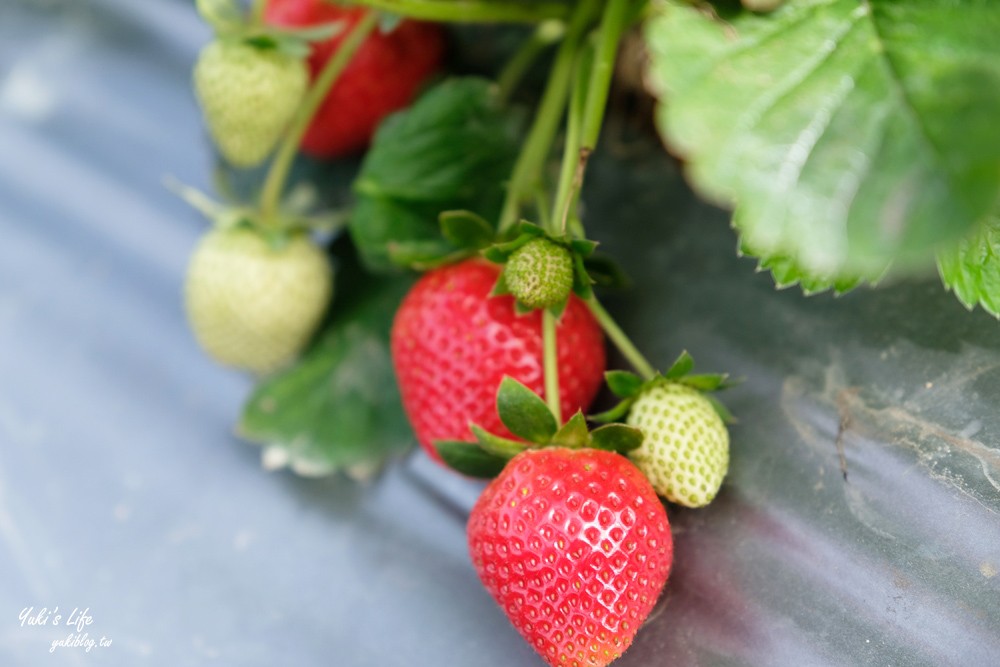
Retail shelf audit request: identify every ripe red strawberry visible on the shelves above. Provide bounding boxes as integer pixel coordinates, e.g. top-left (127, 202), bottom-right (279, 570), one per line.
top-left (469, 447), bottom-right (673, 667)
top-left (264, 0), bottom-right (445, 157)
top-left (391, 260), bottom-right (605, 462)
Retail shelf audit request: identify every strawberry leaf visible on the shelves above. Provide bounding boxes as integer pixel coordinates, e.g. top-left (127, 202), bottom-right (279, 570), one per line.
top-left (469, 424), bottom-right (528, 459)
top-left (743, 241), bottom-right (869, 296)
top-left (552, 411), bottom-right (590, 448)
top-left (513, 300), bottom-right (534, 316)
top-left (647, 0), bottom-right (1000, 279)
top-left (485, 234), bottom-right (534, 263)
top-left (386, 239), bottom-right (469, 270)
top-left (490, 271), bottom-right (512, 297)
top-left (937, 212), bottom-right (1000, 318)
top-left (548, 297), bottom-right (569, 320)
top-left (496, 377), bottom-right (558, 444)
top-left (583, 254), bottom-right (630, 289)
top-left (571, 252), bottom-right (594, 299)
top-left (588, 398), bottom-right (633, 425)
top-left (350, 78), bottom-right (521, 272)
top-left (517, 221), bottom-right (547, 237)
top-left (439, 210), bottom-right (495, 249)
top-left (663, 350), bottom-right (694, 380)
top-left (605, 370), bottom-right (644, 398)
top-left (435, 441), bottom-right (509, 478)
top-left (569, 238), bottom-right (598, 257)
top-left (706, 395), bottom-right (737, 425)
top-left (677, 373), bottom-right (731, 392)
top-left (590, 424), bottom-right (644, 454)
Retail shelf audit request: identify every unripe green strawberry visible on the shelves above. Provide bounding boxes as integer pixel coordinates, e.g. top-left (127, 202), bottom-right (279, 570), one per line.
top-left (505, 238), bottom-right (574, 309)
top-left (625, 382), bottom-right (729, 507)
top-left (193, 40), bottom-right (308, 167)
top-left (185, 227), bottom-right (332, 374)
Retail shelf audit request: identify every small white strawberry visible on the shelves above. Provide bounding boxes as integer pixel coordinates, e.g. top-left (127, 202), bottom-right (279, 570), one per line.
top-left (185, 226), bottom-right (332, 374)
top-left (193, 39), bottom-right (308, 168)
top-left (592, 353), bottom-right (734, 508)
top-left (626, 381), bottom-right (729, 507)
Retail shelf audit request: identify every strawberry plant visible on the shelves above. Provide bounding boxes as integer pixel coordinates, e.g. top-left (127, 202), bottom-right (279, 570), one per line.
top-left (176, 0), bottom-right (999, 664)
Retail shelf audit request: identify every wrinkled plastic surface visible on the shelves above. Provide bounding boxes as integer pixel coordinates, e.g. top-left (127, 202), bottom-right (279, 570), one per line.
top-left (1, 1), bottom-right (998, 665)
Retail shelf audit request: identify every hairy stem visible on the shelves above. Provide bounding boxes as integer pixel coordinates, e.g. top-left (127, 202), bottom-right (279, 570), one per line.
top-left (543, 310), bottom-right (562, 421)
top-left (586, 296), bottom-right (656, 380)
top-left (497, 0), bottom-right (600, 235)
top-left (349, 0), bottom-right (569, 23)
top-left (259, 11), bottom-right (378, 226)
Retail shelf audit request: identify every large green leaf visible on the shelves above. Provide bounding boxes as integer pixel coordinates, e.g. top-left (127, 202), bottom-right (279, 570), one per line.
top-left (938, 213), bottom-right (1000, 318)
top-left (645, 0), bottom-right (1000, 284)
top-left (350, 77), bottom-right (521, 272)
top-left (238, 249), bottom-right (415, 477)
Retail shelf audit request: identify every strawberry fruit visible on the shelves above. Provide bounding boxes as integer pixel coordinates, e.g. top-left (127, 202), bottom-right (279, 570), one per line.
top-left (593, 353), bottom-right (734, 508)
top-left (185, 227), bottom-right (332, 374)
top-left (390, 259), bottom-right (605, 461)
top-left (505, 237), bottom-right (575, 310)
top-left (468, 447), bottom-right (673, 667)
top-left (265, 0), bottom-right (446, 158)
top-left (193, 40), bottom-right (308, 167)
top-left (627, 381), bottom-right (730, 508)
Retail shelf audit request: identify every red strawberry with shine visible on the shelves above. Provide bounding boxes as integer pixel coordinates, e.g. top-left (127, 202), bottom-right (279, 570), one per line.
top-left (265, 0), bottom-right (445, 157)
top-left (469, 448), bottom-right (673, 667)
top-left (391, 260), bottom-right (606, 462)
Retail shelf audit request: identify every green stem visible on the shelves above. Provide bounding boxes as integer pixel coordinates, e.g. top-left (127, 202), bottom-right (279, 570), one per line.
top-left (497, 0), bottom-right (601, 235)
top-left (496, 20), bottom-right (565, 106)
top-left (542, 310), bottom-right (562, 421)
top-left (554, 0), bottom-right (633, 236)
top-left (349, 0), bottom-right (569, 23)
top-left (258, 11), bottom-right (378, 226)
top-left (579, 0), bottom-right (631, 151)
top-left (586, 296), bottom-right (656, 380)
top-left (551, 42), bottom-right (591, 234)
top-left (534, 187), bottom-right (553, 231)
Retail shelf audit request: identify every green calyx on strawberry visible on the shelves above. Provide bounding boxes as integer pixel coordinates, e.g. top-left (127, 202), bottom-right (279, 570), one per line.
top-left (435, 376), bottom-right (644, 478)
top-left (171, 180), bottom-right (335, 374)
top-left (387, 213), bottom-right (630, 311)
top-left (193, 0), bottom-right (344, 167)
top-left (592, 351), bottom-right (736, 508)
top-left (411, 216), bottom-right (602, 316)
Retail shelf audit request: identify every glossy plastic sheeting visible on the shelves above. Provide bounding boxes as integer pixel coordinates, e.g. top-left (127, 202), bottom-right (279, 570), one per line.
top-left (0, 1), bottom-right (998, 665)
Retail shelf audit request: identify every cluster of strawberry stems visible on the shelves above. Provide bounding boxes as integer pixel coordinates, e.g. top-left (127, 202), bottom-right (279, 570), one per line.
top-left (190, 0), bottom-right (737, 664)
